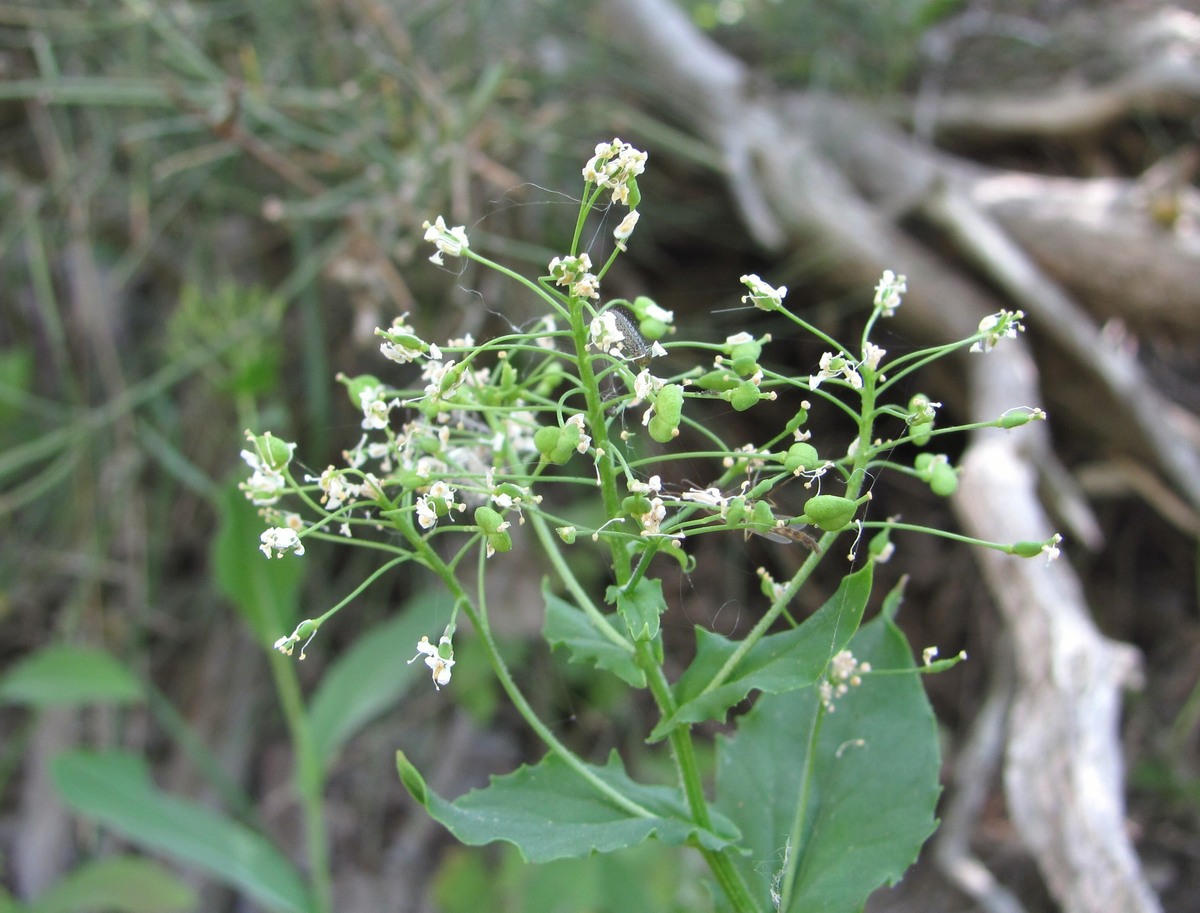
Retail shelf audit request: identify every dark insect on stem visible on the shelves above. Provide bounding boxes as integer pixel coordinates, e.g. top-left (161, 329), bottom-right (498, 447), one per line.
top-left (747, 522), bottom-right (821, 553)
top-left (606, 304), bottom-right (654, 366)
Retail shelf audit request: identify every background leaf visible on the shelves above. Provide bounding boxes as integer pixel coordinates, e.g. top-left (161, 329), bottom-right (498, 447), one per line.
top-left (51, 751), bottom-right (312, 913)
top-left (213, 480), bottom-right (305, 647)
top-left (396, 749), bottom-right (739, 863)
top-left (307, 590), bottom-right (446, 770)
top-left (649, 562), bottom-right (873, 740)
top-left (714, 611), bottom-right (941, 913)
top-left (27, 855), bottom-right (197, 913)
top-left (0, 646), bottom-right (143, 708)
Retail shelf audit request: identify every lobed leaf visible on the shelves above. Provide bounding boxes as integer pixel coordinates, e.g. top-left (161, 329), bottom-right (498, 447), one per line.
top-left (714, 611), bottom-right (941, 913)
top-left (396, 749), bottom-right (739, 863)
top-left (543, 583), bottom-right (643, 687)
top-left (648, 562), bottom-right (873, 740)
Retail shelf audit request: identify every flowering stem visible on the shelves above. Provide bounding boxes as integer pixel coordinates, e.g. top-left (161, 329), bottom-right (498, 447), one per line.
top-left (402, 518), bottom-right (655, 820)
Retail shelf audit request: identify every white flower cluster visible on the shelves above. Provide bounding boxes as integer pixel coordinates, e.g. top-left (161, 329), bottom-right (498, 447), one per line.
top-left (582, 138), bottom-right (647, 206)
top-left (819, 649), bottom-right (871, 712)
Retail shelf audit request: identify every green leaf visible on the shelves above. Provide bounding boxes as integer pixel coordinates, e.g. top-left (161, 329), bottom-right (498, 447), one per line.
top-left (396, 749), bottom-right (739, 863)
top-left (543, 583), bottom-right (643, 688)
top-left (213, 481), bottom-right (304, 646)
top-left (612, 577), bottom-right (666, 643)
top-left (0, 646), bottom-right (142, 708)
top-left (307, 591), bottom-right (446, 770)
top-left (51, 751), bottom-right (312, 913)
top-left (28, 856), bottom-right (196, 913)
top-left (714, 613), bottom-right (941, 913)
top-left (649, 562), bottom-right (872, 740)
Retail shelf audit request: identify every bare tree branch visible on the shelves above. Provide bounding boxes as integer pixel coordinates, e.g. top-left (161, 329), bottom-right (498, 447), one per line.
top-left (600, 2), bottom-right (1175, 910)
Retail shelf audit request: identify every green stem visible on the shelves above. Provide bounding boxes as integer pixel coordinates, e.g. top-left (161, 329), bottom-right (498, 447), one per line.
top-left (267, 653), bottom-right (332, 913)
top-left (778, 704), bottom-right (827, 913)
top-left (405, 524), bottom-right (654, 820)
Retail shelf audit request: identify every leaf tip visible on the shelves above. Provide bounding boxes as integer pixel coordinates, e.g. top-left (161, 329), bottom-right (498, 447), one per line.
top-left (395, 751), bottom-right (428, 804)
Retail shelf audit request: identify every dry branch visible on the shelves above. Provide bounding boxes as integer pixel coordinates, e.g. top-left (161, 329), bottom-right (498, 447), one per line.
top-left (600, 1), bottom-right (1176, 910)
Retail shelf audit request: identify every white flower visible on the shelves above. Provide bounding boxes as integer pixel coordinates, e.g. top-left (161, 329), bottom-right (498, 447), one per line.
top-left (970, 309), bottom-right (1025, 354)
top-left (643, 301), bottom-right (674, 324)
top-left (725, 331), bottom-right (755, 346)
top-left (862, 342), bottom-right (886, 372)
top-left (640, 497), bottom-right (668, 536)
top-left (415, 495), bottom-right (438, 529)
top-left (1042, 534), bottom-right (1063, 563)
top-left (681, 486), bottom-right (730, 517)
top-left (549, 252), bottom-right (600, 300)
top-left (627, 475), bottom-right (662, 495)
top-left (809, 352), bottom-right (862, 390)
top-left (565, 414), bottom-right (591, 453)
top-left (422, 216), bottom-right (469, 265)
top-left (408, 635), bottom-right (455, 689)
top-left (873, 270), bottom-right (906, 316)
top-left (259, 527), bottom-right (305, 559)
top-left (309, 466), bottom-right (362, 511)
top-left (358, 385), bottom-right (397, 430)
top-left (582, 138), bottom-right (648, 206)
top-left (240, 467), bottom-right (287, 506)
top-left (821, 649), bottom-right (871, 712)
top-left (740, 274), bottom-right (787, 311)
top-left (614, 210), bottom-right (640, 249)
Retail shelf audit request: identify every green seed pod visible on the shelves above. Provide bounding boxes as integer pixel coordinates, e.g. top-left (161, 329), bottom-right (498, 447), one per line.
top-left (750, 499), bottom-right (777, 535)
top-left (248, 432), bottom-right (295, 471)
top-left (802, 495), bottom-right (858, 532)
top-left (729, 381), bottom-right (762, 412)
top-left (730, 341), bottom-right (762, 377)
top-left (784, 407), bottom-right (809, 437)
top-left (648, 385), bottom-right (684, 442)
top-left (552, 421), bottom-right (581, 464)
top-left (695, 369), bottom-right (739, 392)
top-left (929, 462), bottom-right (958, 497)
top-left (726, 496), bottom-right (748, 527)
top-left (648, 414), bottom-right (679, 443)
top-left (784, 442), bottom-right (820, 473)
top-left (626, 178), bottom-right (641, 210)
top-left (340, 373), bottom-right (382, 409)
top-left (534, 425), bottom-right (563, 462)
top-left (622, 494), bottom-right (653, 517)
top-left (1011, 540), bottom-right (1047, 558)
top-left (474, 506), bottom-right (506, 534)
top-left (908, 393), bottom-right (934, 426)
top-left (1000, 410), bottom-right (1035, 428)
top-left (487, 530), bottom-right (513, 554)
top-left (295, 619), bottom-right (318, 640)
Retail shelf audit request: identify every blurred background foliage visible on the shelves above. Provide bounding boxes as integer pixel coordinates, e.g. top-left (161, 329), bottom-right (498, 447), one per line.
top-left (3, 1), bottom-right (1174, 912)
